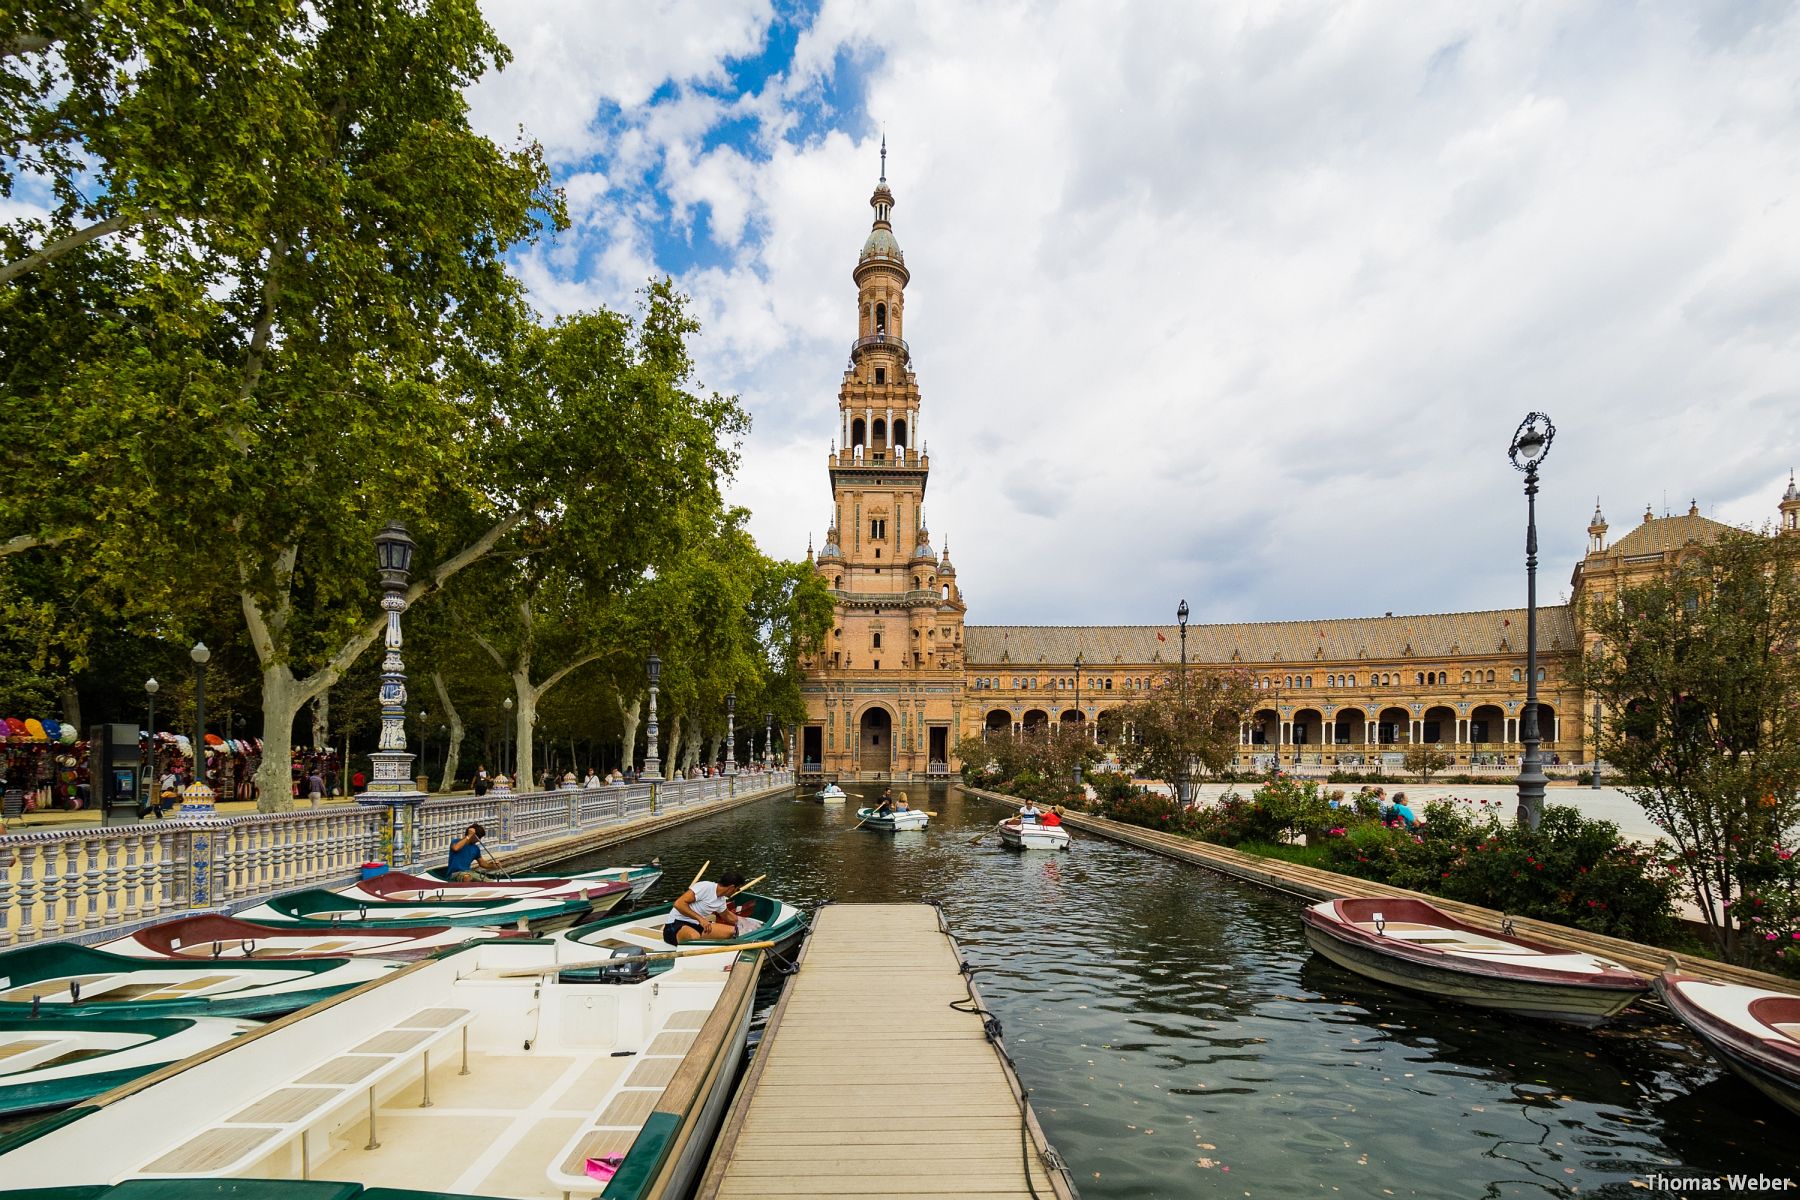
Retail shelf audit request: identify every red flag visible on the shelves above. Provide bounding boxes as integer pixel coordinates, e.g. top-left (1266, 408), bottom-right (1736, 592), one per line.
top-left (1156, 631), bottom-right (1166, 642)
top-left (1503, 619), bottom-right (1511, 627)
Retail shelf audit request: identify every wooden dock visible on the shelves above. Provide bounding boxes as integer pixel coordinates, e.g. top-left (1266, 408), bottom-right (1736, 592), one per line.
top-left (695, 903), bottom-right (1074, 1199)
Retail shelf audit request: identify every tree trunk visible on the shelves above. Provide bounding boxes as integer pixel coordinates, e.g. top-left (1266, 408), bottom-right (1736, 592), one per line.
top-left (310, 692), bottom-right (329, 749)
top-left (513, 670), bottom-right (540, 791)
top-left (59, 683), bottom-right (80, 731)
top-left (618, 693), bottom-right (641, 773)
top-left (666, 711), bottom-right (684, 776)
top-left (701, 733), bottom-right (717, 772)
top-left (254, 666), bottom-right (310, 812)
top-left (431, 670), bottom-right (463, 794)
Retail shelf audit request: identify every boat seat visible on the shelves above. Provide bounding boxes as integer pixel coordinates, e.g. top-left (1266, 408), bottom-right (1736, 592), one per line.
top-left (134, 1006), bottom-right (474, 1180)
top-left (544, 1008), bottom-right (712, 1197)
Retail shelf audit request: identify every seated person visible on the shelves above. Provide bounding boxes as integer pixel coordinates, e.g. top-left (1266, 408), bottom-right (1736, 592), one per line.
top-left (1039, 806), bottom-right (1063, 827)
top-left (1018, 800), bottom-right (1042, 823)
top-left (447, 823), bottom-right (499, 881)
top-left (1389, 793), bottom-right (1418, 828)
top-left (873, 788), bottom-right (896, 815)
top-left (664, 871), bottom-right (746, 944)
top-left (894, 790), bottom-right (911, 811)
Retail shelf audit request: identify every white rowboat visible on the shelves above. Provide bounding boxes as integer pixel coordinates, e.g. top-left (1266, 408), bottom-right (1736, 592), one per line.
top-left (856, 806), bottom-right (929, 832)
top-left (997, 818), bottom-right (1071, 851)
top-left (817, 784), bottom-right (848, 803)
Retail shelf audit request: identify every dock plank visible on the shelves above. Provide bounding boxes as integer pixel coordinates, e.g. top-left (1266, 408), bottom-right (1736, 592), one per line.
top-left (698, 904), bottom-right (1068, 1199)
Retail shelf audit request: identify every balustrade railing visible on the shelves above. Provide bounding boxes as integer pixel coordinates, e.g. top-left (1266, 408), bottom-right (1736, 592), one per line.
top-left (0, 770), bottom-right (793, 947)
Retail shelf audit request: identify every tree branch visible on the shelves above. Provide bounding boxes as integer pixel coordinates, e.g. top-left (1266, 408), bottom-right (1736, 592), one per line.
top-left (540, 650), bottom-right (605, 695)
top-left (467, 627), bottom-right (507, 671)
top-left (1, 212), bottom-right (136, 286)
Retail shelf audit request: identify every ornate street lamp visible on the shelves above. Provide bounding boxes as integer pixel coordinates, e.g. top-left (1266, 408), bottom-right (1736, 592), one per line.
top-left (357, 520), bottom-right (427, 862)
top-left (764, 711), bottom-right (774, 768)
top-left (502, 696), bottom-right (514, 783)
top-left (1591, 697), bottom-right (1603, 790)
top-left (417, 709), bottom-right (429, 789)
top-left (1509, 412), bottom-right (1555, 830)
top-left (1176, 599), bottom-right (1190, 805)
top-left (1073, 651), bottom-right (1085, 788)
top-left (725, 692), bottom-right (738, 775)
top-left (642, 655), bottom-right (662, 781)
top-left (144, 677), bottom-right (159, 812)
top-left (189, 642), bottom-right (210, 781)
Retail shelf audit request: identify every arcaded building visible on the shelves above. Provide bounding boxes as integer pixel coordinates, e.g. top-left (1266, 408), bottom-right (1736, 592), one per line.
top-left (799, 167), bottom-right (1800, 779)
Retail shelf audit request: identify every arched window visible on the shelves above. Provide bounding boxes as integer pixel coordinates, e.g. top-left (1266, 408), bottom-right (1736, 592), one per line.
top-left (1511, 669), bottom-right (1522, 682)
top-left (833, 575), bottom-right (842, 589)
top-left (894, 418), bottom-right (907, 447)
top-left (874, 302), bottom-right (887, 334)
top-left (1462, 670), bottom-right (1471, 684)
top-left (1487, 670), bottom-right (1496, 684)
top-left (1305, 676), bottom-right (1313, 688)
top-left (1348, 674), bottom-right (1356, 687)
top-left (851, 417), bottom-right (866, 448)
top-left (1537, 668), bottom-right (1546, 682)
top-left (872, 418), bottom-right (886, 445)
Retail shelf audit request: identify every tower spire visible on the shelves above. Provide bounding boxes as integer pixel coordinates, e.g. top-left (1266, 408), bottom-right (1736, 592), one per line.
top-left (880, 132), bottom-right (886, 183)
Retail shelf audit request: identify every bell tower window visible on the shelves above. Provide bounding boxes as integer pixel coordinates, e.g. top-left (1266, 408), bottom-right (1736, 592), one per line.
top-left (874, 303), bottom-right (887, 334)
top-left (874, 367), bottom-right (886, 385)
top-left (851, 417), bottom-right (866, 448)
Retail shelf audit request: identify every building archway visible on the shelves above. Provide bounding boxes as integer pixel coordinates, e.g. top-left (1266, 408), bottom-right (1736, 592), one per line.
top-left (858, 706), bottom-right (893, 772)
top-left (985, 709), bottom-right (1013, 738)
top-left (1422, 705), bottom-right (1456, 744)
top-left (1331, 708), bottom-right (1366, 745)
top-left (1022, 708), bottom-right (1050, 732)
top-left (1060, 709), bottom-right (1083, 726)
top-left (1470, 704), bottom-right (1505, 745)
top-left (1250, 708), bottom-right (1279, 745)
top-left (1527, 702), bottom-right (1557, 746)
top-left (1377, 706), bottom-right (1410, 744)
top-left (1291, 708), bottom-right (1324, 747)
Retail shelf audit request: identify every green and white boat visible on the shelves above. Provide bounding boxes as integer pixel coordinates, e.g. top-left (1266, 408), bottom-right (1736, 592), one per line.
top-left (233, 887), bottom-right (593, 932)
top-left (0, 943), bottom-right (395, 1020)
top-left (422, 859), bottom-right (665, 902)
top-left (0, 1014), bottom-right (256, 1116)
top-left (554, 892), bottom-right (809, 966)
top-left (856, 805), bottom-right (929, 832)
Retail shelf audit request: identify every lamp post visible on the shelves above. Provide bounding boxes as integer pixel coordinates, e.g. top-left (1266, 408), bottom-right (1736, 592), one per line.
top-left (724, 692), bottom-right (737, 776)
top-left (764, 711), bottom-right (773, 769)
top-left (642, 655), bottom-right (662, 781)
top-left (1177, 599), bottom-right (1190, 805)
top-left (1509, 412), bottom-right (1555, 830)
top-left (356, 520), bottom-right (427, 864)
top-left (1591, 697), bottom-right (1603, 790)
top-left (144, 677), bottom-right (159, 812)
top-left (502, 696), bottom-right (514, 782)
top-left (190, 643), bottom-right (210, 783)
top-left (417, 709), bottom-right (429, 790)
top-left (1073, 652), bottom-right (1085, 789)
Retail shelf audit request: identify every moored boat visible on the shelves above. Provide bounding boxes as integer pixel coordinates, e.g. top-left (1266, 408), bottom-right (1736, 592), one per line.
top-left (233, 887), bottom-right (594, 932)
top-left (0, 1014), bottom-right (257, 1116)
top-left (333, 870), bottom-right (630, 922)
top-left (555, 892), bottom-right (809, 966)
top-left (1657, 971), bottom-right (1800, 1116)
top-left (817, 783), bottom-right (848, 803)
top-left (0, 943), bottom-right (397, 1020)
top-left (856, 806), bottom-right (929, 832)
top-left (99, 914), bottom-right (517, 961)
top-left (0, 937), bottom-right (765, 1200)
top-left (1301, 896), bottom-right (1650, 1025)
top-left (422, 859), bottom-right (664, 901)
top-left (997, 817), bottom-right (1071, 851)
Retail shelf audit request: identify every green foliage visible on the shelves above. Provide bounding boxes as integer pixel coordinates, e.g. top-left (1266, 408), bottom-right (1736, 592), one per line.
top-left (1576, 528), bottom-right (1800, 961)
top-left (1402, 744), bottom-right (1449, 780)
top-left (1099, 666), bottom-right (1258, 798)
top-left (955, 727), bottom-right (1099, 808)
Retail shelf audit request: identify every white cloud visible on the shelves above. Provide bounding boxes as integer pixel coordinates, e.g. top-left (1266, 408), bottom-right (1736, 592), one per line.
top-left (474, 0), bottom-right (1800, 627)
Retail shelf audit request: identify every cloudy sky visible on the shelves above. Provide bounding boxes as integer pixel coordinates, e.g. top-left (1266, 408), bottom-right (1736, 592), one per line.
top-left (465, 0), bottom-right (1800, 629)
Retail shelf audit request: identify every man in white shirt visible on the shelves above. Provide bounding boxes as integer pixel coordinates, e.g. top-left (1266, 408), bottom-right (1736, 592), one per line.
top-left (1018, 800), bottom-right (1043, 823)
top-left (664, 871), bottom-right (746, 945)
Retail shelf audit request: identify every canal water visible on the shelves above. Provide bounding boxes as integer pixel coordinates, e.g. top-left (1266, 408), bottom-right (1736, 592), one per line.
top-left (557, 783), bottom-right (1794, 1199)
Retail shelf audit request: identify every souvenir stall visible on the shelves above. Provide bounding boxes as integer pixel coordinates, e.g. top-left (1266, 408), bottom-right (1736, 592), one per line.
top-left (202, 734), bottom-right (262, 804)
top-left (0, 716), bottom-right (87, 816)
top-left (288, 746), bottom-right (341, 799)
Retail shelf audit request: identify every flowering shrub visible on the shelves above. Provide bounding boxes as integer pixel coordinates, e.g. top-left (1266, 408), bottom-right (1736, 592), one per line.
top-left (1095, 788), bottom-right (1202, 833)
top-left (1736, 842), bottom-right (1800, 975)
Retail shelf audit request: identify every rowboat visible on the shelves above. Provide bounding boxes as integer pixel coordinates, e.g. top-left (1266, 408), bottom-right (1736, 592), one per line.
top-left (99, 914), bottom-right (516, 961)
top-left (1657, 971), bottom-right (1800, 1116)
top-left (556, 892), bottom-right (809, 966)
top-left (997, 818), bottom-right (1071, 851)
top-left (422, 860), bottom-right (665, 901)
top-left (332, 870), bottom-right (630, 922)
top-left (856, 806), bottom-right (929, 832)
top-left (0, 943), bottom-right (397, 1020)
top-left (1300, 896), bottom-right (1651, 1025)
top-left (0, 1015), bottom-right (256, 1116)
top-left (817, 783), bottom-right (848, 803)
top-left (0, 937), bottom-right (765, 1200)
top-left (233, 887), bottom-right (595, 932)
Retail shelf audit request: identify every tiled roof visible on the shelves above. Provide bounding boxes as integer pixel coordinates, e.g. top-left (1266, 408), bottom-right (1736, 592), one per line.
top-left (965, 606), bottom-right (1577, 667)
top-left (1607, 513), bottom-right (1731, 558)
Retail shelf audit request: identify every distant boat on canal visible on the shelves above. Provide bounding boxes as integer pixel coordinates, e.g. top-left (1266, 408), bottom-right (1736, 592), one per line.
top-left (1657, 971), bottom-right (1800, 1116)
top-left (1301, 896), bottom-right (1650, 1025)
top-left (816, 783), bottom-right (848, 803)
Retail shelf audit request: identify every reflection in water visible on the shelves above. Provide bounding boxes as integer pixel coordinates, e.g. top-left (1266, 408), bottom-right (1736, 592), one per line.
top-left (558, 784), bottom-right (1793, 1198)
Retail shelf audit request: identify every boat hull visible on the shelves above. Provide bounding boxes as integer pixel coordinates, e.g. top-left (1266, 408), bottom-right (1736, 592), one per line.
top-left (422, 862), bottom-right (663, 901)
top-left (1657, 973), bottom-right (1800, 1117)
top-left (1301, 898), bottom-right (1648, 1026)
top-left (0, 1016), bottom-right (255, 1116)
top-left (556, 892), bottom-right (809, 967)
top-left (100, 915), bottom-right (508, 961)
top-left (856, 807), bottom-right (929, 832)
top-left (997, 821), bottom-right (1070, 851)
top-left (817, 787), bottom-right (848, 804)
top-left (234, 887), bottom-right (593, 931)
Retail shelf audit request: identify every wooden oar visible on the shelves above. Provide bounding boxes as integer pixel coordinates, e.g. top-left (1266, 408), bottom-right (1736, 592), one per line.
top-left (968, 819), bottom-right (1007, 845)
top-left (486, 940), bottom-right (777, 978)
top-left (738, 874), bottom-right (767, 892)
top-left (688, 860), bottom-right (711, 889)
